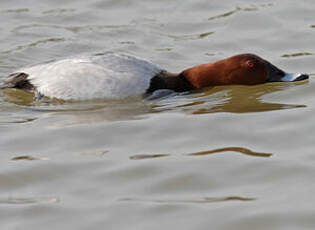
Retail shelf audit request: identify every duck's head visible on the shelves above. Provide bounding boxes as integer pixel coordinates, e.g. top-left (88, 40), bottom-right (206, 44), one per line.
top-left (180, 53), bottom-right (309, 89)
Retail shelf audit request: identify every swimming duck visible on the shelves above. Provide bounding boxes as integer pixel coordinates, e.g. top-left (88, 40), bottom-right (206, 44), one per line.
top-left (0, 52), bottom-right (309, 100)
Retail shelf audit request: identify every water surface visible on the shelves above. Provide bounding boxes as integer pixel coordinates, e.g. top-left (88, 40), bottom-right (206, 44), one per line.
top-left (0, 0), bottom-right (315, 230)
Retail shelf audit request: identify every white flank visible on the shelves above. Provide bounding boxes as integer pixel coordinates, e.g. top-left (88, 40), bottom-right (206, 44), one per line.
top-left (13, 52), bottom-right (163, 100)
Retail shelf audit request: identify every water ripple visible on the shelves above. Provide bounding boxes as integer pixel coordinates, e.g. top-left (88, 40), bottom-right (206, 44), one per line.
top-left (120, 196), bottom-right (256, 204)
top-left (208, 4), bottom-right (273, 20)
top-left (188, 147), bottom-right (272, 158)
top-left (165, 31), bottom-right (214, 41)
top-left (75, 150), bottom-right (109, 157)
top-left (12, 23), bottom-right (128, 34)
top-left (281, 52), bottom-right (313, 58)
top-left (0, 196), bottom-right (59, 205)
top-left (130, 146), bottom-right (272, 161)
top-left (130, 154), bottom-right (170, 160)
top-left (11, 155), bottom-right (51, 161)
top-left (1, 8), bottom-right (29, 14)
top-left (0, 38), bottom-right (66, 55)
top-left (0, 117), bottom-right (37, 124)
top-left (42, 8), bottom-right (76, 15)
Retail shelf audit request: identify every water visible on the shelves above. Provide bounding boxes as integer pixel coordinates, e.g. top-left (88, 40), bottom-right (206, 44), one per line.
top-left (0, 0), bottom-right (315, 229)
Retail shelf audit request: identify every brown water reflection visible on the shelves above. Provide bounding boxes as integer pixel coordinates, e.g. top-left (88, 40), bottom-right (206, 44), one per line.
top-left (2, 80), bottom-right (307, 126)
top-left (188, 147), bottom-right (272, 158)
top-left (130, 146), bottom-right (271, 160)
top-left (200, 82), bottom-right (307, 114)
top-left (281, 52), bottom-right (313, 58)
top-left (3, 88), bottom-right (35, 106)
top-left (153, 81), bottom-right (307, 115)
top-left (2, 89), bottom-right (152, 126)
top-left (11, 155), bottom-right (50, 161)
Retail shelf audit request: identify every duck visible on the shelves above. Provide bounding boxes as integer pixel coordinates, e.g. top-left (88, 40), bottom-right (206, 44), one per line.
top-left (0, 52), bottom-right (309, 100)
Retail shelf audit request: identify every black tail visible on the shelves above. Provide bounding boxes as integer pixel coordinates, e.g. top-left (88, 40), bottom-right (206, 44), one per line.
top-left (0, 82), bottom-right (10, 89)
top-left (0, 72), bottom-right (33, 90)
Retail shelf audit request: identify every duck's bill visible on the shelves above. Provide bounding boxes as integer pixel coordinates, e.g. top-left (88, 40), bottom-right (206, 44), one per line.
top-left (266, 62), bottom-right (309, 82)
top-left (277, 72), bottom-right (309, 82)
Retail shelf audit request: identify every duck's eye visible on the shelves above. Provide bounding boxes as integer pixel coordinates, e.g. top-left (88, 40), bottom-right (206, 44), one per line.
top-left (246, 60), bottom-right (255, 68)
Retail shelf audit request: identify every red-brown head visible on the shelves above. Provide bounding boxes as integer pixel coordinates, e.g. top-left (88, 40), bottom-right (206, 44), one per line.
top-left (180, 54), bottom-right (308, 89)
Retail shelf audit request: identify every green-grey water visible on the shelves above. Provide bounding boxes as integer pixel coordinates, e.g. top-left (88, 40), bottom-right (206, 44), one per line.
top-left (1, 0), bottom-right (315, 229)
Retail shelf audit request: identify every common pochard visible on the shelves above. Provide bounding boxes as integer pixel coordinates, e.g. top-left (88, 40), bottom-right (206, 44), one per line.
top-left (1, 52), bottom-right (309, 100)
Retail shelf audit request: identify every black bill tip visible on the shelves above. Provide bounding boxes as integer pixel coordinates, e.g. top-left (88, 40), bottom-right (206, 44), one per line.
top-left (294, 74), bottom-right (309, 81)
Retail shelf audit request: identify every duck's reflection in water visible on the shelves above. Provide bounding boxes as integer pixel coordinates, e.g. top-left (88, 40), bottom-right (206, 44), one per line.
top-left (152, 81), bottom-right (307, 114)
top-left (2, 80), bottom-right (307, 126)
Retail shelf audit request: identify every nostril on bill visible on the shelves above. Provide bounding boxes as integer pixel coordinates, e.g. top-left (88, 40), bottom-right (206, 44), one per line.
top-left (294, 74), bottom-right (309, 81)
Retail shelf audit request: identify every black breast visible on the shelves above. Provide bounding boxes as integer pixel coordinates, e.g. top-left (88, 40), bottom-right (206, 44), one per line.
top-left (146, 70), bottom-right (194, 93)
